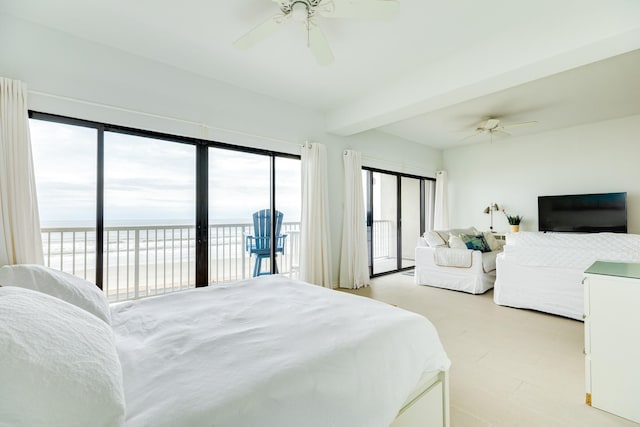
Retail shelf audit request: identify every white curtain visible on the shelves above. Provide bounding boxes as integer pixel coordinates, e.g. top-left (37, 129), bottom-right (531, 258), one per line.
top-left (433, 170), bottom-right (449, 230)
top-left (300, 142), bottom-right (333, 288)
top-left (339, 150), bottom-right (369, 289)
top-left (0, 77), bottom-right (44, 267)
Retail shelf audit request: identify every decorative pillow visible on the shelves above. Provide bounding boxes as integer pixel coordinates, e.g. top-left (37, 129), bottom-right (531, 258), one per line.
top-left (434, 230), bottom-right (451, 243)
top-left (448, 234), bottom-right (468, 250)
top-left (0, 287), bottom-right (125, 427)
top-left (461, 234), bottom-right (492, 252)
top-left (435, 227), bottom-right (477, 245)
top-left (483, 231), bottom-right (502, 251)
top-left (0, 264), bottom-right (110, 324)
top-left (449, 227), bottom-right (478, 237)
top-left (423, 231), bottom-right (447, 247)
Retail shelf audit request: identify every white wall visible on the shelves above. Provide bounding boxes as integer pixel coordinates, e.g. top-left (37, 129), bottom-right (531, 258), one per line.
top-left (0, 15), bottom-right (442, 284)
top-left (443, 114), bottom-right (640, 234)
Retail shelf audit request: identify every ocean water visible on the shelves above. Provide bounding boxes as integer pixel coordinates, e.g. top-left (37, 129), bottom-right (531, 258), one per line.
top-left (41, 218), bottom-right (250, 228)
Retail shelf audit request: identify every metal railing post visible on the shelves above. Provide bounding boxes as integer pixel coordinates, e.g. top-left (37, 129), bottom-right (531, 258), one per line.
top-left (241, 225), bottom-right (245, 280)
top-left (134, 229), bottom-right (140, 299)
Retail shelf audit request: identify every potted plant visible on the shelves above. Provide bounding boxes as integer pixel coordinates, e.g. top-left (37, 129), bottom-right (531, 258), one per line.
top-left (503, 210), bottom-right (523, 232)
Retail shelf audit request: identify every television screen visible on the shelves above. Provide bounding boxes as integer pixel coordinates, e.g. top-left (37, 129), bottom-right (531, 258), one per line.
top-left (538, 192), bottom-right (627, 233)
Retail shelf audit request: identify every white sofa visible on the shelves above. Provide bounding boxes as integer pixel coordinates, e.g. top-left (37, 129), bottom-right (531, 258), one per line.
top-left (494, 231), bottom-right (640, 320)
top-left (414, 227), bottom-right (503, 294)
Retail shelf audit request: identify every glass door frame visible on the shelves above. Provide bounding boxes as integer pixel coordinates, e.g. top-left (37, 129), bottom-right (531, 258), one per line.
top-left (363, 166), bottom-right (435, 278)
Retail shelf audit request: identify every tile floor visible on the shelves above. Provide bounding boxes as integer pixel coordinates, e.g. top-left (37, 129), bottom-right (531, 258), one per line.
top-left (347, 273), bottom-right (637, 427)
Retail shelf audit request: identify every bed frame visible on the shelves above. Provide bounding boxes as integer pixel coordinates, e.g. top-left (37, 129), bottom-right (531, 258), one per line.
top-left (392, 370), bottom-right (450, 427)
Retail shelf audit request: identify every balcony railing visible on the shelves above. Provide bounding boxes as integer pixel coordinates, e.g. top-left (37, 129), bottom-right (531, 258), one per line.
top-left (41, 220), bottom-right (391, 302)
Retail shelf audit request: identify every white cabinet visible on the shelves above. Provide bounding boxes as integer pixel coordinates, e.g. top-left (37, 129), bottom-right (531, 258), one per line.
top-left (584, 261), bottom-right (640, 424)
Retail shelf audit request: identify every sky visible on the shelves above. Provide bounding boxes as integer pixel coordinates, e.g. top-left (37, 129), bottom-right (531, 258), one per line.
top-left (29, 119), bottom-right (302, 227)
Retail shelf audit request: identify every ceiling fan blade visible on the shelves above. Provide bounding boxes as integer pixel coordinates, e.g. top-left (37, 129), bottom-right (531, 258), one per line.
top-left (317, 0), bottom-right (399, 20)
top-left (233, 14), bottom-right (288, 50)
top-left (307, 23), bottom-right (334, 65)
top-left (494, 129), bottom-right (511, 136)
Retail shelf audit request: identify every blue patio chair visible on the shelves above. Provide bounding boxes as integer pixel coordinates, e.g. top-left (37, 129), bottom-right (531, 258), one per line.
top-left (245, 209), bottom-right (287, 277)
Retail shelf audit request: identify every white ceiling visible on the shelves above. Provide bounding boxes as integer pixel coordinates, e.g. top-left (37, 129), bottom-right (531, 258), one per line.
top-left (2, 0), bottom-right (640, 149)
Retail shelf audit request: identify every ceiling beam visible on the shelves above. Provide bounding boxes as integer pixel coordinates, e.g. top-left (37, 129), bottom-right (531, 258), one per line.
top-left (326, 26), bottom-right (640, 136)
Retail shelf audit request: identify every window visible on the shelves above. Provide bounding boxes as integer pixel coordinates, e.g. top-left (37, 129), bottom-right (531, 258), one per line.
top-left (30, 119), bottom-right (97, 280)
top-left (103, 132), bottom-right (196, 299)
top-left (208, 147), bottom-right (270, 281)
top-left (29, 112), bottom-right (301, 300)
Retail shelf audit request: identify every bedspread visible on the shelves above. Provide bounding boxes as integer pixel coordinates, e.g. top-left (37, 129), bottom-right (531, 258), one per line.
top-left (111, 275), bottom-right (450, 427)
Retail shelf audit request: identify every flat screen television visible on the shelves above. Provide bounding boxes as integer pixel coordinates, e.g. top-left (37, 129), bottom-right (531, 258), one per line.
top-left (538, 192), bottom-right (627, 233)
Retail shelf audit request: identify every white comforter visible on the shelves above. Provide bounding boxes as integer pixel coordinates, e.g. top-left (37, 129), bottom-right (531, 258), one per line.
top-left (111, 276), bottom-right (450, 427)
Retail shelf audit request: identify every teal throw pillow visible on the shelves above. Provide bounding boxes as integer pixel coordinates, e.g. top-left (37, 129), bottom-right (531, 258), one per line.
top-left (460, 234), bottom-right (492, 253)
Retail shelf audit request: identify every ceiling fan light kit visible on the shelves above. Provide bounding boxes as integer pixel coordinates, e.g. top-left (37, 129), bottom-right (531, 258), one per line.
top-left (234, 0), bottom-right (400, 65)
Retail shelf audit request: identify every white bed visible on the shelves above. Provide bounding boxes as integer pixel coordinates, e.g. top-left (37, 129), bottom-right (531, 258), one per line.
top-left (0, 266), bottom-right (450, 427)
top-left (112, 275), bottom-right (451, 427)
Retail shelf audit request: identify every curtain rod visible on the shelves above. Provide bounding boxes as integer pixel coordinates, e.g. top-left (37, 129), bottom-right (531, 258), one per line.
top-left (28, 89), bottom-right (301, 148)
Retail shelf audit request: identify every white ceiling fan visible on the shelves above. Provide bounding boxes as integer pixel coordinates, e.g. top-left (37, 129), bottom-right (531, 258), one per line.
top-left (234, 0), bottom-right (400, 66)
top-left (460, 117), bottom-right (538, 142)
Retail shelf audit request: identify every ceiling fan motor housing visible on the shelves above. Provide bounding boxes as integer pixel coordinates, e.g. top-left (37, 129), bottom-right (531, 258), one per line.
top-left (283, 0), bottom-right (323, 18)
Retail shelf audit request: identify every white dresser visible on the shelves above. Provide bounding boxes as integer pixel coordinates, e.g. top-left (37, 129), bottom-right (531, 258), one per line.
top-left (583, 261), bottom-right (640, 424)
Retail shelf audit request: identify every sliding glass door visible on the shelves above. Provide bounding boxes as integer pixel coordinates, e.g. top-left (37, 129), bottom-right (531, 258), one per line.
top-left (207, 149), bottom-right (301, 283)
top-left (363, 168), bottom-right (435, 277)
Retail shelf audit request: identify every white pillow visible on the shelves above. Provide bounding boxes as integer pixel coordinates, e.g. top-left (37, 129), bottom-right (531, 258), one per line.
top-left (448, 234), bottom-right (468, 250)
top-left (449, 227), bottom-right (478, 237)
top-left (423, 231), bottom-right (447, 247)
top-left (435, 227), bottom-right (477, 244)
top-left (483, 231), bottom-right (502, 251)
top-left (0, 287), bottom-right (125, 427)
top-left (0, 264), bottom-right (110, 324)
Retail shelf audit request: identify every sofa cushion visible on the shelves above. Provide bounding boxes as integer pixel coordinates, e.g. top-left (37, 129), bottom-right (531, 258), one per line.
top-left (450, 227), bottom-right (478, 236)
top-left (434, 247), bottom-right (473, 268)
top-left (434, 227), bottom-right (477, 245)
top-left (423, 231), bottom-right (447, 247)
top-left (448, 234), bottom-right (468, 249)
top-left (483, 231), bottom-right (502, 251)
top-left (481, 250), bottom-right (499, 272)
top-left (461, 234), bottom-right (492, 252)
